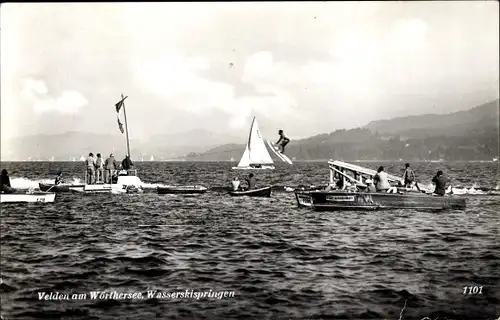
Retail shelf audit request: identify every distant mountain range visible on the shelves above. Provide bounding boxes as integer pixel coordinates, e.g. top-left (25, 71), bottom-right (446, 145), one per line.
top-left (1, 129), bottom-right (242, 161)
top-left (2, 99), bottom-right (498, 162)
top-left (187, 99), bottom-right (499, 162)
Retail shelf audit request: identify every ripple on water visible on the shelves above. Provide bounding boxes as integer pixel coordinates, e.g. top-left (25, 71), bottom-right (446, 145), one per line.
top-left (1, 161), bottom-right (499, 319)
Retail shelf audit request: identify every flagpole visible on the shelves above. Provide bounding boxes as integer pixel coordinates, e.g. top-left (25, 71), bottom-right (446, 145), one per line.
top-left (121, 93), bottom-right (131, 158)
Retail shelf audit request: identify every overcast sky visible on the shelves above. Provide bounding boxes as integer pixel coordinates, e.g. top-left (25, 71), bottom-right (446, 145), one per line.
top-left (1, 2), bottom-right (498, 146)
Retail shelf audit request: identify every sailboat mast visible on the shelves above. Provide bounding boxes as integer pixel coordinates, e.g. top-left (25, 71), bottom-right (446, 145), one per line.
top-left (121, 93), bottom-right (131, 158)
top-left (247, 117), bottom-right (256, 153)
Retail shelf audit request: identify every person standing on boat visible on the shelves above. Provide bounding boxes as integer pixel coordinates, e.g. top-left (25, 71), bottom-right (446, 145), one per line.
top-left (95, 153), bottom-right (105, 183)
top-left (85, 153), bottom-right (96, 184)
top-left (402, 163), bottom-right (416, 188)
top-left (54, 171), bottom-right (63, 185)
top-left (232, 177), bottom-right (241, 191)
top-left (275, 130), bottom-right (290, 154)
top-left (104, 153), bottom-right (118, 183)
top-left (0, 169), bottom-right (16, 194)
top-left (121, 155), bottom-right (134, 173)
top-left (245, 173), bottom-right (256, 190)
top-left (373, 166), bottom-right (391, 192)
top-left (432, 170), bottom-right (448, 196)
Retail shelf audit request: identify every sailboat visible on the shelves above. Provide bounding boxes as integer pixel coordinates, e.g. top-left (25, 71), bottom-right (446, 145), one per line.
top-left (150, 155), bottom-right (154, 161)
top-left (232, 117), bottom-right (275, 170)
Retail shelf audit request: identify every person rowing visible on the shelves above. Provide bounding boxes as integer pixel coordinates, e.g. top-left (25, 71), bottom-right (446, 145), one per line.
top-left (275, 130), bottom-right (290, 154)
top-left (54, 171), bottom-right (63, 185)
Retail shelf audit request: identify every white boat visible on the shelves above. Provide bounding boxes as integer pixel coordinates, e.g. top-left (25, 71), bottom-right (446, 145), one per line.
top-left (232, 117), bottom-right (275, 170)
top-left (150, 155), bottom-right (154, 161)
top-left (1, 191), bottom-right (56, 203)
top-left (69, 170), bottom-right (143, 194)
top-left (70, 94), bottom-right (144, 194)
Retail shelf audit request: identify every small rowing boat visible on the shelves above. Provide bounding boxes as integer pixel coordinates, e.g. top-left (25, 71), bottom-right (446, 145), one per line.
top-left (1, 191), bottom-right (56, 203)
top-left (157, 185), bottom-right (208, 194)
top-left (229, 186), bottom-right (272, 197)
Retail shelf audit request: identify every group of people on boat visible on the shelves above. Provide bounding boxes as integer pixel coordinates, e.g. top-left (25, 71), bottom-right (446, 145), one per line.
top-left (85, 153), bottom-right (135, 184)
top-left (231, 173), bottom-right (257, 191)
top-left (325, 163), bottom-right (449, 196)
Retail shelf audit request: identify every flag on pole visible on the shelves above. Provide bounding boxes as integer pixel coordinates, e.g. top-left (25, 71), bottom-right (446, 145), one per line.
top-left (115, 99), bottom-right (124, 113)
top-left (117, 118), bottom-right (124, 134)
top-left (115, 96), bottom-right (127, 134)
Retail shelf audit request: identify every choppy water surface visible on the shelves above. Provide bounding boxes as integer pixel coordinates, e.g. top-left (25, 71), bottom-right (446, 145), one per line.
top-left (1, 161), bottom-right (499, 320)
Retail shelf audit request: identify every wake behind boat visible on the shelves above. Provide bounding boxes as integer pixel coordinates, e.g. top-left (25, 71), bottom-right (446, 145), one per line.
top-left (39, 182), bottom-right (84, 193)
top-left (157, 185), bottom-right (207, 194)
top-left (232, 117), bottom-right (275, 170)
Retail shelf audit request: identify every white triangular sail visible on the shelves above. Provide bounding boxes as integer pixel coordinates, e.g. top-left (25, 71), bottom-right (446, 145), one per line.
top-left (236, 117), bottom-right (274, 168)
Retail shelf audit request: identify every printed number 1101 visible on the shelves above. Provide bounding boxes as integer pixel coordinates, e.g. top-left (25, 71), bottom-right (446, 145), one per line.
top-left (463, 286), bottom-right (483, 295)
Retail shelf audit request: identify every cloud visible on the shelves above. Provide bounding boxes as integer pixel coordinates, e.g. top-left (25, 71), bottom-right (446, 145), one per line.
top-left (390, 18), bottom-right (428, 53)
top-left (242, 51), bottom-right (274, 81)
top-left (21, 78), bottom-right (88, 114)
top-left (1, 2), bottom-right (498, 141)
top-left (133, 49), bottom-right (301, 129)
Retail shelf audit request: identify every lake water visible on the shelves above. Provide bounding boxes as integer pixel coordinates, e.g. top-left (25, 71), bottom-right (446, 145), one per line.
top-left (1, 161), bottom-right (499, 319)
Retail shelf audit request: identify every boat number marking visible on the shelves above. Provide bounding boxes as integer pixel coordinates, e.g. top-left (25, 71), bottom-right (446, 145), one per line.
top-left (326, 196), bottom-right (355, 202)
top-left (36, 198), bottom-right (45, 202)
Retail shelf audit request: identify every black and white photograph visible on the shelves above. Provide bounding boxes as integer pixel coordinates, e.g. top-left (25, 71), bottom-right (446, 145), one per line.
top-left (1, 2), bottom-right (499, 319)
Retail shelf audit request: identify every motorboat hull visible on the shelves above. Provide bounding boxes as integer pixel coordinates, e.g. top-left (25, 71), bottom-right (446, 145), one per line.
top-left (230, 186), bottom-right (272, 197)
top-left (1, 191), bottom-right (56, 203)
top-left (295, 191), bottom-right (314, 208)
top-left (157, 185), bottom-right (207, 194)
top-left (295, 190), bottom-right (466, 211)
top-left (69, 175), bottom-right (143, 194)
